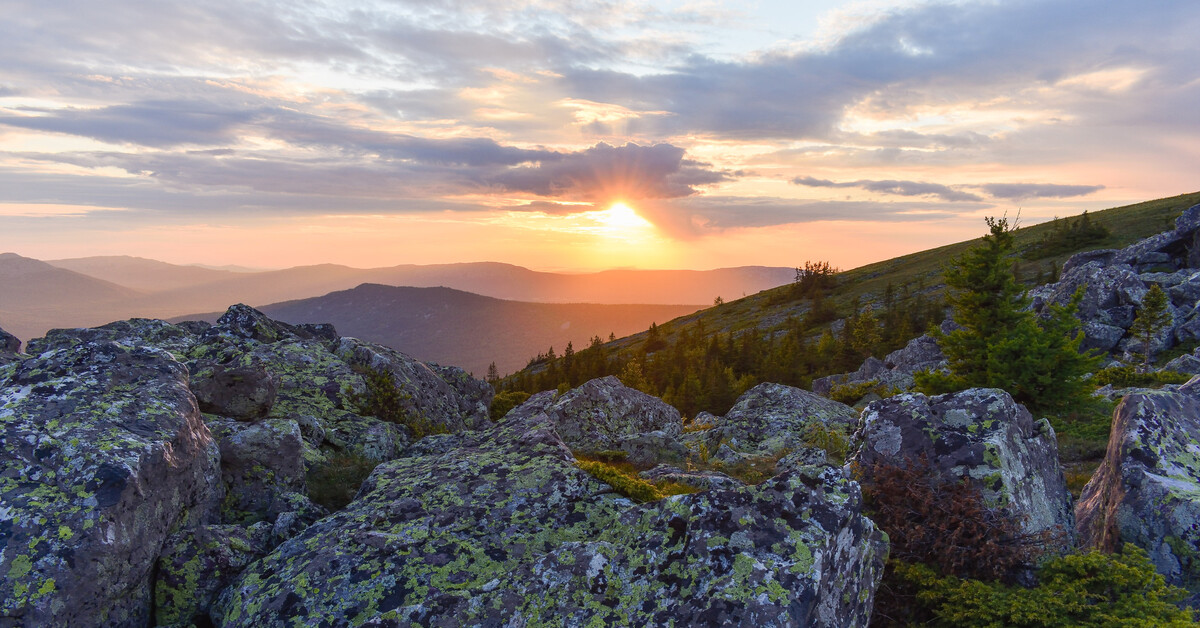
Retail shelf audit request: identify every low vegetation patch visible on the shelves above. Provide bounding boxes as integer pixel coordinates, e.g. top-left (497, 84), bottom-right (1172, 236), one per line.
top-left (1092, 365), bottom-right (1192, 388)
top-left (891, 547), bottom-right (1195, 627)
top-left (799, 423), bottom-right (850, 465)
top-left (575, 457), bottom-right (700, 503)
top-left (828, 380), bottom-right (896, 406)
top-left (489, 389), bottom-right (530, 421)
top-left (308, 451), bottom-right (378, 511)
top-left (1026, 211), bottom-right (1110, 260)
top-left (347, 365), bottom-right (448, 439)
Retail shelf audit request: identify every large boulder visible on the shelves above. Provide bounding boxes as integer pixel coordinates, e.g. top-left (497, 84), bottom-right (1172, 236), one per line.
top-left (1075, 378), bottom-right (1200, 597)
top-left (703, 383), bottom-right (858, 457)
top-left (190, 361), bottom-right (279, 420)
top-left (0, 342), bottom-right (221, 626)
top-left (26, 318), bottom-right (198, 357)
top-left (205, 417), bottom-right (308, 524)
top-left (532, 376), bottom-right (683, 454)
top-left (154, 524), bottom-right (270, 627)
top-left (853, 389), bottom-right (1073, 543)
top-left (211, 400), bottom-right (887, 627)
top-left (812, 334), bottom-right (946, 397)
top-left (0, 324), bottom-right (19, 356)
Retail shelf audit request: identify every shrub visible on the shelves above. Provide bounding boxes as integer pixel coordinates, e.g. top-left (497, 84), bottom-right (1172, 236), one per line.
top-left (307, 451), bottom-right (378, 511)
top-left (347, 365), bottom-right (447, 439)
top-left (1093, 365), bottom-right (1192, 388)
top-left (892, 546), bottom-right (1195, 627)
top-left (576, 459), bottom-right (665, 502)
top-left (799, 422), bottom-right (850, 465)
top-left (1027, 211), bottom-right (1111, 260)
top-left (489, 390), bottom-right (531, 422)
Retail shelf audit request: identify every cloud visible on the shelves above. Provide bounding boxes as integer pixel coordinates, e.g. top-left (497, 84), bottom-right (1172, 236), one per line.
top-left (665, 196), bottom-right (972, 235)
top-left (0, 101), bottom-right (262, 147)
top-left (979, 183), bottom-right (1106, 200)
top-left (791, 176), bottom-right (983, 202)
top-left (488, 142), bottom-right (731, 202)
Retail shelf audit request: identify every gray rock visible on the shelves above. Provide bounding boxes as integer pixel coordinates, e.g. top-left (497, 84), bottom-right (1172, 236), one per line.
top-left (0, 342), bottom-right (221, 626)
top-left (1081, 321), bottom-right (1127, 353)
top-left (211, 410), bottom-right (887, 627)
top-left (1076, 378), bottom-right (1200, 595)
top-left (205, 417), bottom-right (307, 524)
top-left (617, 430), bottom-right (690, 467)
top-left (154, 524), bottom-right (269, 627)
top-left (637, 464), bottom-right (743, 491)
top-left (1163, 351), bottom-right (1200, 375)
top-left (853, 388), bottom-right (1073, 544)
top-left (0, 324), bottom-right (20, 357)
top-left (190, 361), bottom-right (279, 420)
top-left (27, 318), bottom-right (198, 357)
top-left (1062, 248), bottom-right (1118, 274)
top-left (813, 334), bottom-right (946, 397)
top-left (1168, 272), bottom-right (1200, 306)
top-left (707, 383), bottom-right (858, 457)
top-left (204, 303), bottom-right (338, 346)
top-left (535, 375), bottom-right (683, 454)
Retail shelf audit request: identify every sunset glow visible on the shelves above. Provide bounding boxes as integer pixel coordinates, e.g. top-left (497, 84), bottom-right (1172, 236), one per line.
top-left (0, 1), bottom-right (1196, 271)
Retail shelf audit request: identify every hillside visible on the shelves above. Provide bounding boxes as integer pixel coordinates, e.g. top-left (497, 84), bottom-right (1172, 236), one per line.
top-left (0, 256), bottom-right (790, 344)
top-left (500, 191), bottom-right (1200, 416)
top-left (178, 284), bottom-right (700, 376)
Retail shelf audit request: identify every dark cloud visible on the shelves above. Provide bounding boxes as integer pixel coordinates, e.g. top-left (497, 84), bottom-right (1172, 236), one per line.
top-left (489, 142), bottom-right (731, 202)
top-left (980, 183), bottom-right (1105, 200)
top-left (0, 101), bottom-right (261, 147)
top-left (791, 176), bottom-right (982, 202)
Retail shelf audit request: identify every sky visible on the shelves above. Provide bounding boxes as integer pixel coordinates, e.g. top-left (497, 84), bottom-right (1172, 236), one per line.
top-left (1, 0), bottom-right (1197, 272)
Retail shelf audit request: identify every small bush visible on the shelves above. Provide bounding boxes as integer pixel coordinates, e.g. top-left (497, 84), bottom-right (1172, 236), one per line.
top-left (712, 450), bottom-right (788, 485)
top-left (308, 451), bottom-right (378, 511)
top-left (1093, 365), bottom-right (1192, 388)
top-left (799, 423), bottom-right (850, 465)
top-left (892, 546), bottom-right (1195, 627)
top-left (576, 459), bottom-right (664, 502)
top-left (348, 366), bottom-right (447, 440)
top-left (489, 390), bottom-right (531, 422)
top-left (829, 380), bottom-right (879, 405)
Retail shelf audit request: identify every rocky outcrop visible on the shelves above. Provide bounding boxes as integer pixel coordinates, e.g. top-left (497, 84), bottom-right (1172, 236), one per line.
top-left (813, 332), bottom-right (947, 397)
top-left (853, 388), bottom-right (1073, 544)
top-left (1076, 378), bottom-right (1200, 597)
top-left (211, 397), bottom-right (887, 627)
top-left (205, 417), bottom-right (309, 524)
top-left (0, 324), bottom-right (20, 359)
top-left (532, 375), bottom-right (683, 455)
top-left (154, 524), bottom-right (271, 627)
top-left (0, 342), bottom-right (221, 626)
top-left (700, 383), bottom-right (858, 457)
top-left (190, 362), bottom-right (279, 419)
top-left (26, 318), bottom-right (198, 357)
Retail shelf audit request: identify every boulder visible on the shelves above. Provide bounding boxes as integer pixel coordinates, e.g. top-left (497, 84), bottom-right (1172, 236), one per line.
top-left (1061, 248), bottom-right (1118, 274)
top-left (533, 376), bottom-right (683, 454)
top-left (1076, 378), bottom-right (1200, 596)
top-left (853, 388), bottom-right (1073, 543)
top-left (637, 464), bottom-right (743, 492)
top-left (705, 383), bottom-right (858, 457)
top-left (205, 417), bottom-right (307, 524)
top-left (812, 334), bottom-right (945, 397)
top-left (0, 342), bottom-right (221, 626)
top-left (1163, 351), bottom-right (1200, 375)
top-left (26, 318), bottom-right (198, 357)
top-left (154, 524), bottom-right (270, 627)
top-left (190, 361), bottom-right (279, 420)
top-left (211, 407), bottom-right (887, 627)
top-left (0, 324), bottom-right (20, 357)
top-left (203, 303), bottom-right (338, 346)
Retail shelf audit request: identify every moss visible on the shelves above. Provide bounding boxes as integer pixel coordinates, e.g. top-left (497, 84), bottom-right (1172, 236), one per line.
top-left (575, 460), bottom-right (664, 503)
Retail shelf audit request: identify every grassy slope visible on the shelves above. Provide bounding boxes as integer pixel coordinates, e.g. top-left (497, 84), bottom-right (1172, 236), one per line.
top-left (514, 191), bottom-right (1200, 373)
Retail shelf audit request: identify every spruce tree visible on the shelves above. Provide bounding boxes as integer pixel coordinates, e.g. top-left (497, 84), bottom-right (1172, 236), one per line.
top-left (1129, 283), bottom-right (1171, 369)
top-left (915, 217), bottom-right (1102, 417)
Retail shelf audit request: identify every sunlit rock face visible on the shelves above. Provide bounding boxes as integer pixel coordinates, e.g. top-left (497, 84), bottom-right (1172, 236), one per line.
top-left (1076, 377), bottom-right (1200, 602)
top-left (853, 388), bottom-right (1074, 546)
top-left (0, 342), bottom-right (221, 626)
top-left (212, 395), bottom-right (888, 627)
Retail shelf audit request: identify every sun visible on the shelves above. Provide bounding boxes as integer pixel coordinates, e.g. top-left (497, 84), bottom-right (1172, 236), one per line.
top-left (593, 202), bottom-right (653, 231)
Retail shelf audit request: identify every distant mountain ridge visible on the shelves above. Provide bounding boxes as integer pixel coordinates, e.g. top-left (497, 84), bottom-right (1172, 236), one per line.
top-left (178, 284), bottom-right (701, 376)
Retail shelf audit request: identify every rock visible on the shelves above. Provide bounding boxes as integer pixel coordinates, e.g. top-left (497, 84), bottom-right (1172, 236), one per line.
top-left (813, 334), bottom-right (946, 397)
top-left (1168, 272), bottom-right (1200, 306)
top-left (205, 417), bottom-right (307, 524)
top-left (0, 324), bottom-right (20, 358)
top-left (706, 383), bottom-right (858, 457)
top-left (1080, 321), bottom-right (1126, 353)
top-left (27, 318), bottom-right (198, 357)
top-left (335, 337), bottom-right (491, 432)
top-left (190, 361), bottom-right (279, 420)
top-left (0, 342), bottom-right (221, 626)
top-left (1062, 248), bottom-right (1118, 274)
top-left (321, 411), bottom-right (410, 462)
top-left (428, 363), bottom-right (494, 421)
top-left (154, 524), bottom-right (269, 627)
top-left (211, 409), bottom-right (887, 626)
top-left (1163, 351), bottom-right (1200, 375)
top-left (1076, 378), bottom-right (1200, 595)
top-left (533, 376), bottom-right (683, 454)
top-left (617, 430), bottom-right (690, 467)
top-left (204, 303), bottom-right (338, 346)
top-left (637, 464), bottom-right (743, 491)
top-left (853, 388), bottom-right (1073, 544)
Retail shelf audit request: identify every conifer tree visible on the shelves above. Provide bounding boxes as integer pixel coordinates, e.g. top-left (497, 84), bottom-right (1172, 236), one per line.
top-left (916, 217), bottom-right (1101, 416)
top-left (1129, 283), bottom-right (1171, 369)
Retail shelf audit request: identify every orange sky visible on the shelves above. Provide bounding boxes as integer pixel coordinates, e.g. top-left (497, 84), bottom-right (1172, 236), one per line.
top-left (1, 1), bottom-right (1197, 271)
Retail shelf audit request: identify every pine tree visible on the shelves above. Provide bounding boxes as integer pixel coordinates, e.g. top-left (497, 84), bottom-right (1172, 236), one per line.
top-left (1129, 283), bottom-right (1172, 369)
top-left (915, 217), bottom-right (1102, 417)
